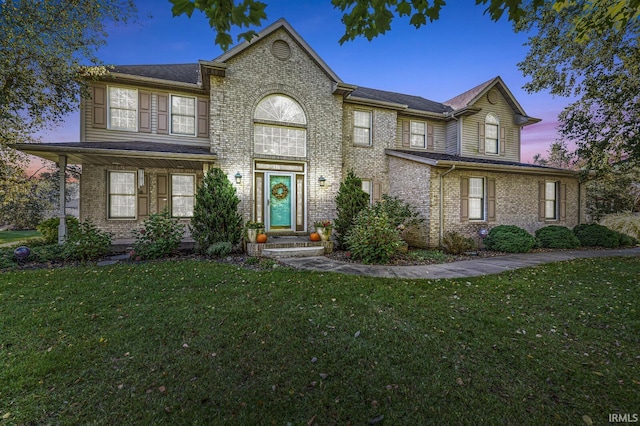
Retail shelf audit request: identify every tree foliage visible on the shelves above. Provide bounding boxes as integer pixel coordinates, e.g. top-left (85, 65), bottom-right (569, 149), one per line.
top-left (334, 170), bottom-right (370, 248)
top-left (0, 0), bottom-right (137, 148)
top-left (189, 168), bottom-right (243, 253)
top-left (516, 1), bottom-right (640, 172)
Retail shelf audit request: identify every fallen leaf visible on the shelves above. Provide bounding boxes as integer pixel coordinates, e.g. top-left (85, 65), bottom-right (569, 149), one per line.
top-left (182, 343), bottom-right (189, 348)
top-left (582, 414), bottom-right (593, 425)
top-left (311, 357), bottom-right (317, 363)
top-left (319, 373), bottom-right (328, 379)
top-left (369, 414), bottom-right (384, 424)
top-left (354, 331), bottom-right (361, 338)
top-left (2, 413), bottom-right (11, 419)
top-left (456, 378), bottom-right (464, 385)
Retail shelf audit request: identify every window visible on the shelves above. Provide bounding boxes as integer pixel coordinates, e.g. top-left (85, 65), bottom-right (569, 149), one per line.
top-left (485, 113), bottom-right (499, 154)
top-left (410, 121), bottom-right (426, 148)
top-left (171, 174), bottom-right (195, 217)
top-left (254, 94), bottom-right (307, 157)
top-left (171, 95), bottom-right (196, 136)
top-left (361, 179), bottom-right (373, 204)
top-left (353, 110), bottom-right (372, 146)
top-left (468, 177), bottom-right (485, 220)
top-left (108, 171), bottom-right (136, 218)
top-left (545, 181), bottom-right (557, 220)
top-left (108, 87), bottom-right (137, 131)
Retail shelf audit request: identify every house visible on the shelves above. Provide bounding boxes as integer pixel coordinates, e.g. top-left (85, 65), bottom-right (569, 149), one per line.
top-left (15, 18), bottom-right (585, 248)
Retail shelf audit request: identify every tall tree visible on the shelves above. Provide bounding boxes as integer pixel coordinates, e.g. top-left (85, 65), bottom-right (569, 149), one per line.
top-left (1, 0), bottom-right (136, 226)
top-left (0, 0), bottom-right (137, 150)
top-left (517, 1), bottom-right (640, 172)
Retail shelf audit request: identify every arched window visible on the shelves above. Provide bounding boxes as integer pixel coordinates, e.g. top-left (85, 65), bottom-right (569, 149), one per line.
top-left (485, 113), bottom-right (499, 154)
top-left (254, 95), bottom-right (307, 157)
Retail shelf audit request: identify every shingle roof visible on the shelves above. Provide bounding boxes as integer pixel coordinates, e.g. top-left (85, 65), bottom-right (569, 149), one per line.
top-left (350, 86), bottom-right (452, 114)
top-left (390, 150), bottom-right (568, 171)
top-left (28, 141), bottom-right (214, 155)
top-left (443, 77), bottom-right (496, 110)
top-left (110, 63), bottom-right (200, 85)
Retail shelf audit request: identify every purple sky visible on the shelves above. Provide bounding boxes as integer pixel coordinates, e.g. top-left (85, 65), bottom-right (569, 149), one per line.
top-left (40, 0), bottom-right (569, 163)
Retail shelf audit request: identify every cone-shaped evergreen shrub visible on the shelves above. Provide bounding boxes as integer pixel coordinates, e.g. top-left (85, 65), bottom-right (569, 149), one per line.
top-left (190, 168), bottom-right (243, 253)
top-left (334, 170), bottom-right (370, 248)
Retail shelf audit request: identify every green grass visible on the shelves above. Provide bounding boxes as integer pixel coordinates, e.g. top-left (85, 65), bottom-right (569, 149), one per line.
top-left (0, 230), bottom-right (42, 245)
top-left (1, 257), bottom-right (638, 424)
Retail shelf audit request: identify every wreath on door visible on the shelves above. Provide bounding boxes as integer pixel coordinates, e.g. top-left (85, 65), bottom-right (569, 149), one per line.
top-left (271, 182), bottom-right (289, 200)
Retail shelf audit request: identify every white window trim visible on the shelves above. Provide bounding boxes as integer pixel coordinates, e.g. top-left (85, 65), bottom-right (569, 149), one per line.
top-left (468, 177), bottom-right (486, 221)
top-left (107, 86), bottom-right (138, 132)
top-left (544, 181), bottom-right (558, 221)
top-left (170, 173), bottom-right (196, 218)
top-left (170, 94), bottom-right (197, 137)
top-left (108, 170), bottom-right (137, 220)
top-left (253, 94), bottom-right (308, 158)
top-left (353, 110), bottom-right (372, 146)
top-left (410, 120), bottom-right (426, 148)
top-left (485, 113), bottom-right (499, 155)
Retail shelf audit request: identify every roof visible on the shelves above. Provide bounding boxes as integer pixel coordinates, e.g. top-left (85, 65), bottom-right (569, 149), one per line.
top-left (110, 63), bottom-right (200, 85)
top-left (349, 87), bottom-right (452, 115)
top-left (13, 141), bottom-right (217, 169)
top-left (386, 150), bottom-right (579, 176)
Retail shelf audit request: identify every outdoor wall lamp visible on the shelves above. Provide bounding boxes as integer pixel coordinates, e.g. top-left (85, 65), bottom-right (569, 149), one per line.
top-left (318, 175), bottom-right (326, 187)
top-left (235, 171), bottom-right (242, 184)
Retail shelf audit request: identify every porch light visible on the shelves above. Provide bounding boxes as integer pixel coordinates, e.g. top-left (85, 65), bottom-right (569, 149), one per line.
top-left (235, 171), bottom-right (242, 184)
top-left (318, 175), bottom-right (326, 187)
top-left (138, 169), bottom-right (145, 187)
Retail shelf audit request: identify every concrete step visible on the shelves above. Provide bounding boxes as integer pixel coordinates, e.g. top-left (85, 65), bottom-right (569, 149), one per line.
top-left (262, 246), bottom-right (325, 258)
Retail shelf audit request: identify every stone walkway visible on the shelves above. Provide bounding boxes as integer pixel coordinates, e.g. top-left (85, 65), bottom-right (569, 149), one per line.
top-left (277, 247), bottom-right (640, 279)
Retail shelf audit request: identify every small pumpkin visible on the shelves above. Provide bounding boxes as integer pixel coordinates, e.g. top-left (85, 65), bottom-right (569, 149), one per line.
top-left (309, 232), bottom-right (321, 242)
top-left (256, 233), bottom-right (268, 244)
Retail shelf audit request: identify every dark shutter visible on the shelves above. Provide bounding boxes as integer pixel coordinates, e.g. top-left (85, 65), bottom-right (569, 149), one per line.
top-left (92, 85), bottom-right (107, 129)
top-left (499, 126), bottom-right (506, 155)
top-left (137, 173), bottom-right (149, 217)
top-left (197, 99), bottom-right (209, 138)
top-left (538, 181), bottom-right (546, 221)
top-left (478, 122), bottom-right (485, 153)
top-left (138, 91), bottom-right (151, 133)
top-left (427, 123), bottom-right (434, 150)
top-left (487, 178), bottom-right (496, 222)
top-left (402, 120), bottom-right (410, 147)
top-left (157, 94), bottom-right (169, 134)
top-left (560, 183), bottom-right (567, 220)
top-left (372, 182), bottom-right (382, 203)
top-left (460, 177), bottom-right (469, 221)
top-left (157, 174), bottom-right (169, 213)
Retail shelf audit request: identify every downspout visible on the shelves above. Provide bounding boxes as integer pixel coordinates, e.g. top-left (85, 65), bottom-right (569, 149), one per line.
top-left (439, 165), bottom-right (456, 245)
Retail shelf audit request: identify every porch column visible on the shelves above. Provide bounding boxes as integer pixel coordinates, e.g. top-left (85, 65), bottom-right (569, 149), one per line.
top-left (58, 155), bottom-right (67, 245)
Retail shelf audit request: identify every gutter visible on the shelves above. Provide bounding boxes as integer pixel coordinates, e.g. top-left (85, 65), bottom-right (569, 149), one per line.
top-left (439, 165), bottom-right (456, 245)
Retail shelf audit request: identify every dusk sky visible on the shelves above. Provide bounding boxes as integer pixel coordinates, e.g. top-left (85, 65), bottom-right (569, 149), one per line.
top-left (40, 0), bottom-right (570, 163)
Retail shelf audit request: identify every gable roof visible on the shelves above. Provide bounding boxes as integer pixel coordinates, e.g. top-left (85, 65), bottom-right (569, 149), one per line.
top-left (213, 18), bottom-right (343, 84)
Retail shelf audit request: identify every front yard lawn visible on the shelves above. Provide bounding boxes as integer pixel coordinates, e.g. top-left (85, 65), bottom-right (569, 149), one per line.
top-left (0, 230), bottom-right (41, 245)
top-left (1, 256), bottom-right (638, 424)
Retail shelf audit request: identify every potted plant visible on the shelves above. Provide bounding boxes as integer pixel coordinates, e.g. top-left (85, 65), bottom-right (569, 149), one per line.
top-left (314, 220), bottom-right (333, 241)
top-left (245, 221), bottom-right (264, 243)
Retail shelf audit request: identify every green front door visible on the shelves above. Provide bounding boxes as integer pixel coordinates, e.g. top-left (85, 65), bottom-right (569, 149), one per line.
top-left (268, 174), bottom-right (293, 230)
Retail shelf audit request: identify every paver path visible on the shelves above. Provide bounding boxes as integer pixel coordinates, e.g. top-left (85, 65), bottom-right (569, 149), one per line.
top-left (278, 247), bottom-right (640, 279)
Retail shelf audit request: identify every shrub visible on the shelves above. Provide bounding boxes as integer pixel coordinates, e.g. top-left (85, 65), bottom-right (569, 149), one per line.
top-left (484, 225), bottom-right (536, 253)
top-left (573, 223), bottom-right (620, 248)
top-left (535, 225), bottom-right (580, 249)
top-left (600, 213), bottom-right (640, 241)
top-left (372, 195), bottom-right (424, 230)
top-left (132, 210), bottom-right (185, 260)
top-left (190, 168), bottom-right (243, 254)
top-left (441, 231), bottom-right (476, 255)
top-left (62, 220), bottom-right (112, 261)
top-left (206, 241), bottom-right (233, 257)
top-left (334, 170), bottom-right (370, 248)
top-left (615, 231), bottom-right (637, 247)
top-left (37, 216), bottom-right (79, 244)
top-left (344, 209), bottom-right (403, 264)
